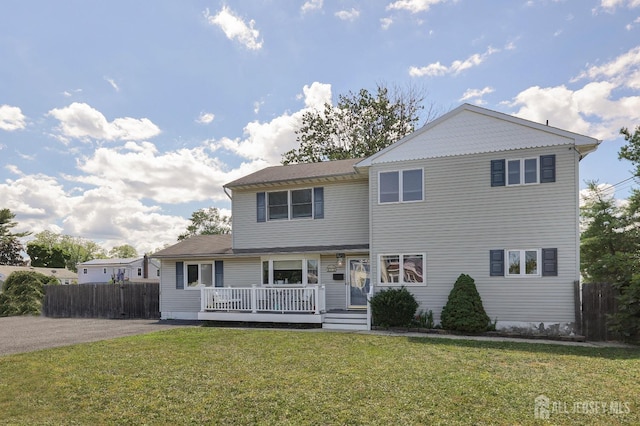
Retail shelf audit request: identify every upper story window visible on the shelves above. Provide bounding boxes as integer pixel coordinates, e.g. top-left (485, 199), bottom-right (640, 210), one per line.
top-left (491, 155), bottom-right (555, 187)
top-left (257, 188), bottom-right (324, 222)
top-left (379, 169), bottom-right (423, 203)
top-left (507, 158), bottom-right (538, 185)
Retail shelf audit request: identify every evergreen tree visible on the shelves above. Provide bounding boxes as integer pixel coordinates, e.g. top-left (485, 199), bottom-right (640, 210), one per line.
top-left (0, 209), bottom-right (28, 266)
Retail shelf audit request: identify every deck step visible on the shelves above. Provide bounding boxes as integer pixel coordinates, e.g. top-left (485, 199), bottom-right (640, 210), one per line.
top-left (322, 322), bottom-right (368, 331)
top-left (322, 311), bottom-right (368, 330)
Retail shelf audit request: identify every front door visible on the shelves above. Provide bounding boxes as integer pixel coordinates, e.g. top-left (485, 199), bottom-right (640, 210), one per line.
top-left (347, 258), bottom-right (370, 308)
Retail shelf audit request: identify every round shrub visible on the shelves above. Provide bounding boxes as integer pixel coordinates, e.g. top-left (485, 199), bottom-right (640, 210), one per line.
top-left (370, 286), bottom-right (419, 328)
top-left (440, 273), bottom-right (491, 333)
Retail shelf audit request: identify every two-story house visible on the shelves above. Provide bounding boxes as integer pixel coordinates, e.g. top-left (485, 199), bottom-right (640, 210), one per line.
top-left (154, 104), bottom-right (600, 333)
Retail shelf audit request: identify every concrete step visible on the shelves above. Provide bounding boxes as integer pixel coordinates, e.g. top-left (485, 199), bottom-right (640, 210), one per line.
top-left (322, 322), bottom-right (369, 331)
top-left (324, 317), bottom-right (368, 325)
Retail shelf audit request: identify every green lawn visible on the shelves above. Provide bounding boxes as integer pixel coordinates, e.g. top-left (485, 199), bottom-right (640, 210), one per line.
top-left (0, 328), bottom-right (638, 425)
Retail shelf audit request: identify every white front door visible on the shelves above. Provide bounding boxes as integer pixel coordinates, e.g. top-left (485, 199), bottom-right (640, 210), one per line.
top-left (347, 257), bottom-right (370, 308)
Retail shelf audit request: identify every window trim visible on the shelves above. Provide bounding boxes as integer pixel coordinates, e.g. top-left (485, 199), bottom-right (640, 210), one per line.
top-left (378, 169), bottom-right (424, 204)
top-left (506, 158), bottom-right (539, 186)
top-left (378, 253), bottom-right (426, 286)
top-left (184, 262), bottom-right (216, 290)
top-left (261, 255), bottom-right (320, 286)
top-left (263, 188), bottom-right (322, 221)
top-left (505, 249), bottom-right (541, 277)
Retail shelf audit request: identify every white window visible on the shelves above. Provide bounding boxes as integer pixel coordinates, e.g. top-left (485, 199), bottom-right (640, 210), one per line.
top-left (506, 249), bottom-right (540, 277)
top-left (379, 254), bottom-right (425, 285)
top-left (185, 263), bottom-right (213, 288)
top-left (137, 268), bottom-right (142, 277)
top-left (103, 268), bottom-right (107, 274)
top-left (267, 188), bottom-right (317, 220)
top-left (261, 256), bottom-right (320, 285)
top-left (507, 158), bottom-right (538, 186)
top-left (83, 268), bottom-right (87, 274)
top-left (379, 169), bottom-right (423, 203)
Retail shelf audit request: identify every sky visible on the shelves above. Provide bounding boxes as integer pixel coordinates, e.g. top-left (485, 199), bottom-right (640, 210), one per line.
top-left (1, 0), bottom-right (640, 255)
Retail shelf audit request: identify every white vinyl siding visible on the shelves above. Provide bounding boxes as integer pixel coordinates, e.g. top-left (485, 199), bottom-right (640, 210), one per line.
top-left (232, 179), bottom-right (369, 250)
top-left (160, 258), bottom-right (260, 319)
top-left (369, 143), bottom-right (579, 324)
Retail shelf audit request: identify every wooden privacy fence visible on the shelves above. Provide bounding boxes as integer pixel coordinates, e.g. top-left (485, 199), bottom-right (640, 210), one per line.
top-left (578, 282), bottom-right (619, 341)
top-left (43, 283), bottom-right (160, 319)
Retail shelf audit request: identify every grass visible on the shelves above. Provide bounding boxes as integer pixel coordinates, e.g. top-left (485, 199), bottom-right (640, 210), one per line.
top-left (0, 328), bottom-right (638, 425)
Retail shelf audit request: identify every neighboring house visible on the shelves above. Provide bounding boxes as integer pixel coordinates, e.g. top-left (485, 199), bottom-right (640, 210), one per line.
top-left (154, 104), bottom-right (600, 333)
top-left (77, 255), bottom-right (160, 284)
top-left (0, 265), bottom-right (77, 286)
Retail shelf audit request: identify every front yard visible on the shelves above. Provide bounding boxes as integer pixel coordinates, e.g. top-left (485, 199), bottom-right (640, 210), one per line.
top-left (0, 328), bottom-right (638, 425)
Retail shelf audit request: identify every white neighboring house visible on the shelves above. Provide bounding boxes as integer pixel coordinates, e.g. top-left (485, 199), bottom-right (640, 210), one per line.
top-left (77, 255), bottom-right (160, 284)
top-left (0, 265), bottom-right (77, 286)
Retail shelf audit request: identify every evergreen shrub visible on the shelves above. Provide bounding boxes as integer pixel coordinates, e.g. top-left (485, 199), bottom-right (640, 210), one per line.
top-left (370, 286), bottom-right (419, 327)
top-left (440, 274), bottom-right (491, 333)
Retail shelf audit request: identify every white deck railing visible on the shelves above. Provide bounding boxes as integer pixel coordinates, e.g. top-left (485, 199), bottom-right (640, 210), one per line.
top-left (201, 285), bottom-right (325, 315)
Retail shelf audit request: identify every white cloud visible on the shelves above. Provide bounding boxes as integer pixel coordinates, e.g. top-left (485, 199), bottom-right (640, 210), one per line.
top-left (0, 105), bottom-right (26, 131)
top-left (459, 87), bottom-right (494, 104)
top-left (386, 0), bottom-right (451, 13)
top-left (196, 112), bottom-right (215, 124)
top-left (253, 100), bottom-right (264, 114)
top-left (48, 102), bottom-right (161, 143)
top-left (301, 0), bottom-right (323, 14)
top-left (335, 8), bottom-right (360, 21)
top-left (217, 82), bottom-right (332, 164)
top-left (508, 46), bottom-right (640, 141)
top-left (204, 6), bottom-right (263, 50)
top-left (62, 89), bottom-right (82, 97)
top-left (599, 0), bottom-right (640, 11)
top-left (409, 45), bottom-right (500, 77)
top-left (104, 77), bottom-right (120, 92)
top-left (380, 17), bottom-right (394, 30)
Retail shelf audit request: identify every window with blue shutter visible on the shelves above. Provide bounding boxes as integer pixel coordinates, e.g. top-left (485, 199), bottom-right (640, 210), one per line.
top-left (176, 261), bottom-right (184, 289)
top-left (257, 192), bottom-right (266, 222)
top-left (540, 155), bottom-right (556, 183)
top-left (541, 248), bottom-right (558, 276)
top-left (491, 160), bottom-right (505, 187)
top-left (214, 260), bottom-right (224, 287)
top-left (314, 187), bottom-right (324, 219)
top-left (490, 250), bottom-right (504, 276)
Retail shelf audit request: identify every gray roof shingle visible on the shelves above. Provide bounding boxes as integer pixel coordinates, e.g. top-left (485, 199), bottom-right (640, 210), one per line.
top-left (224, 158), bottom-right (364, 189)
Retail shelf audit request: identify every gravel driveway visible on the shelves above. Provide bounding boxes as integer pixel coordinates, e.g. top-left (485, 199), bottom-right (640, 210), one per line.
top-left (0, 316), bottom-right (199, 356)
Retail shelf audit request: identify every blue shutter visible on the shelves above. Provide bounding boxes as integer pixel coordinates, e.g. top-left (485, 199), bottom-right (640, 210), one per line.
top-left (542, 248), bottom-right (558, 276)
top-left (214, 260), bottom-right (224, 287)
top-left (256, 192), bottom-right (266, 222)
top-left (314, 187), bottom-right (324, 219)
top-left (176, 261), bottom-right (184, 289)
top-left (491, 160), bottom-right (505, 187)
top-left (490, 250), bottom-right (504, 276)
top-left (540, 155), bottom-right (556, 183)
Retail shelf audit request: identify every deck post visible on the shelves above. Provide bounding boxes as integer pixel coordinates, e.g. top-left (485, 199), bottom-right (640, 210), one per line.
top-left (251, 285), bottom-right (257, 313)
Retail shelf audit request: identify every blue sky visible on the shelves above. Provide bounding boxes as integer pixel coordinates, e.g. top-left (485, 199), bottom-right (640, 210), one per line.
top-left (1, 0), bottom-right (640, 254)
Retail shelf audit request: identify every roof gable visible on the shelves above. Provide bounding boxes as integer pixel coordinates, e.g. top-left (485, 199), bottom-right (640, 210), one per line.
top-left (357, 104), bottom-right (600, 167)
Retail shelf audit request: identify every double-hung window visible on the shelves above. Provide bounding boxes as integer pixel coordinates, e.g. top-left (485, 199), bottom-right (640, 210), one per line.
top-left (379, 169), bottom-right (423, 203)
top-left (259, 188), bottom-right (324, 221)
